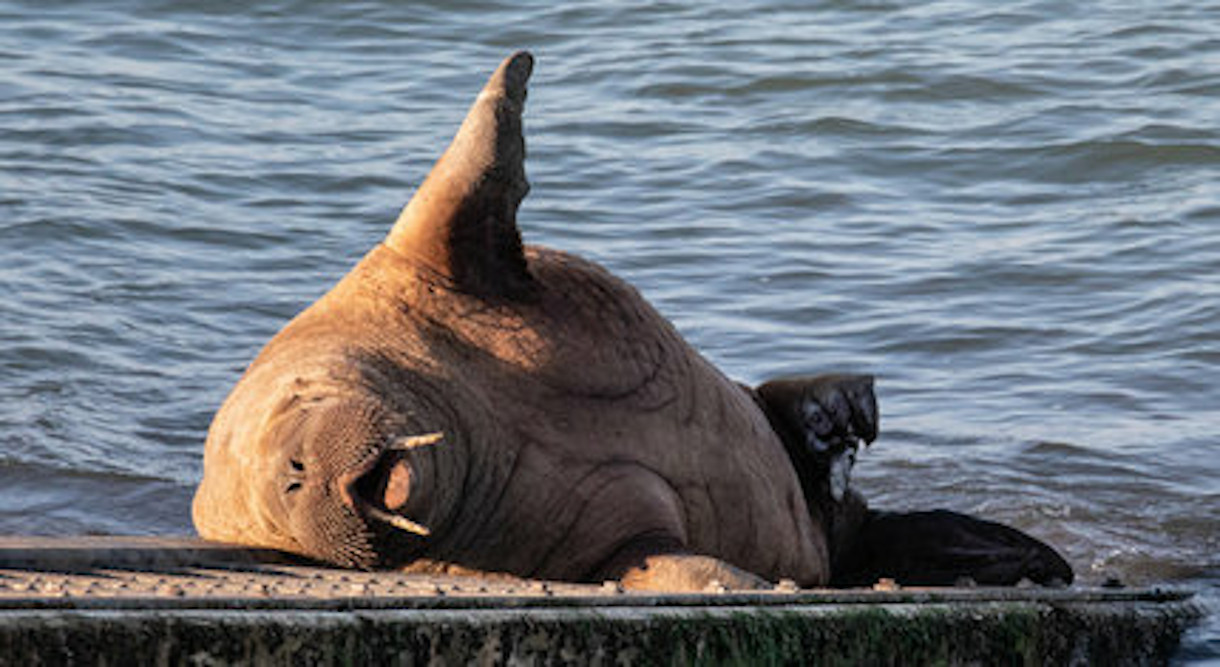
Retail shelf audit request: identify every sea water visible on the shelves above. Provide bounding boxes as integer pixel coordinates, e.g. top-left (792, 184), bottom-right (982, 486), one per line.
top-left (1, 1), bottom-right (1217, 659)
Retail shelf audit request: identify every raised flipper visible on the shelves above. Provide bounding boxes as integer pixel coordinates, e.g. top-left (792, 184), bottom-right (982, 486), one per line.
top-left (384, 51), bottom-right (535, 299)
top-left (830, 509), bottom-right (1074, 587)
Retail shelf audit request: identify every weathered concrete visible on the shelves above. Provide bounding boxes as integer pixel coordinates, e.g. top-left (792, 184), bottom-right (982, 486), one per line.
top-left (0, 537), bottom-right (1202, 665)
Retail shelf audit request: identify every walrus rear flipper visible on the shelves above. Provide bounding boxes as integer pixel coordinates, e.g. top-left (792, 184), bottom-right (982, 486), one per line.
top-left (385, 51), bottom-right (535, 298)
top-left (831, 509), bottom-right (1074, 588)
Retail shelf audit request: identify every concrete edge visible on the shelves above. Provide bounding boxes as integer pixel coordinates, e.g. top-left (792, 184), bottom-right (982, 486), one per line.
top-left (2, 598), bottom-right (1203, 665)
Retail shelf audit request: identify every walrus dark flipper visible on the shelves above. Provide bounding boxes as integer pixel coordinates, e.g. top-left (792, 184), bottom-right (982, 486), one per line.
top-left (756, 374), bottom-right (878, 454)
top-left (754, 374), bottom-right (877, 510)
top-left (830, 509), bottom-right (1074, 587)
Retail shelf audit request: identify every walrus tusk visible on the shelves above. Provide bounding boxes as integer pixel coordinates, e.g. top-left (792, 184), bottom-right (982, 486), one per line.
top-left (363, 504), bottom-right (431, 537)
top-left (388, 432), bottom-right (444, 451)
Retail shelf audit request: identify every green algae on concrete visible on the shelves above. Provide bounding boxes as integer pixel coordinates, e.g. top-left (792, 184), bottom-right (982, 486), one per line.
top-left (2, 597), bottom-right (1201, 665)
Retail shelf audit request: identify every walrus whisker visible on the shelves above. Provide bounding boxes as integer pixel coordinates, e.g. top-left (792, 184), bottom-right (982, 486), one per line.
top-left (364, 505), bottom-right (431, 537)
top-left (388, 432), bottom-right (444, 451)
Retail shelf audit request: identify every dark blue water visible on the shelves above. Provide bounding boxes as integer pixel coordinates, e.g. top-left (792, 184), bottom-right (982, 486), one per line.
top-left (2, 1), bottom-right (1218, 660)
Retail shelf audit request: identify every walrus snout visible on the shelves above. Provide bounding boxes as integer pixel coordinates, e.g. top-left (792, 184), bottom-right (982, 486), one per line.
top-left (340, 432), bottom-right (443, 538)
top-left (359, 450), bottom-right (413, 511)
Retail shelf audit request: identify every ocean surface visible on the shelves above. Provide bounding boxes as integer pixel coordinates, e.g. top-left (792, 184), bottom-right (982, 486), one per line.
top-left (2, 0), bottom-right (1217, 660)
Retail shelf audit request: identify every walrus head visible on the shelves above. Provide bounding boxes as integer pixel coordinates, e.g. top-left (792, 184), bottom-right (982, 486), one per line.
top-left (212, 397), bottom-right (451, 568)
top-left (193, 52), bottom-right (535, 567)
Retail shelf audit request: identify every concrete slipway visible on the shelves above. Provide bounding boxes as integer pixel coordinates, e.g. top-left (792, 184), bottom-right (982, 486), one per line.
top-left (0, 537), bottom-right (1201, 666)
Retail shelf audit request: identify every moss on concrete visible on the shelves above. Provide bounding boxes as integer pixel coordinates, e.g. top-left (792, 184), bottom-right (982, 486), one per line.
top-left (1, 598), bottom-right (1200, 666)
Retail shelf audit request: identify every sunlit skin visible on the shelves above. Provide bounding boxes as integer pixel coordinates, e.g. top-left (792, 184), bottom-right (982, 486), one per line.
top-left (194, 52), bottom-right (1072, 591)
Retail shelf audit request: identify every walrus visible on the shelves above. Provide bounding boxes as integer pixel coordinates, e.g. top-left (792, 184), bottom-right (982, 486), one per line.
top-left (193, 52), bottom-right (1072, 591)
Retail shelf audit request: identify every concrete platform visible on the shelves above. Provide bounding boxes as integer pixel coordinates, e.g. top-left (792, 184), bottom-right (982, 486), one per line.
top-left (0, 537), bottom-right (1202, 665)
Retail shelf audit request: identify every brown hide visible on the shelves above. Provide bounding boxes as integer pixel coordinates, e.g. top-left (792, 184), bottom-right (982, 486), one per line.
top-left (192, 52), bottom-right (828, 586)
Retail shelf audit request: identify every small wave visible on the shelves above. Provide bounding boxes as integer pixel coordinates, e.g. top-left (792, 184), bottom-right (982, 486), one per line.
top-left (1024, 439), bottom-right (1096, 458)
top-left (1032, 138), bottom-right (1220, 183)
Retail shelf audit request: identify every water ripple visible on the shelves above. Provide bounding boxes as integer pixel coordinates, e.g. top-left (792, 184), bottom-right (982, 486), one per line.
top-left (2, 1), bottom-right (1219, 657)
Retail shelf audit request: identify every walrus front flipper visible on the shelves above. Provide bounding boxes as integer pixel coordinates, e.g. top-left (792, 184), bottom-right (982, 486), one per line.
top-left (830, 509), bottom-right (1074, 588)
top-left (595, 535), bottom-right (770, 592)
top-left (385, 51), bottom-right (534, 298)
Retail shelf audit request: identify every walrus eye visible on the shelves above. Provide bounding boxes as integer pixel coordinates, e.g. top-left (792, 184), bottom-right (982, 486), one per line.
top-left (290, 458), bottom-right (305, 472)
top-left (285, 482), bottom-right (302, 494)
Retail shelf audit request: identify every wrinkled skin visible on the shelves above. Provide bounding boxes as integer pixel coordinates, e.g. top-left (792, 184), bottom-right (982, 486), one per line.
top-left (193, 52), bottom-right (1072, 590)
